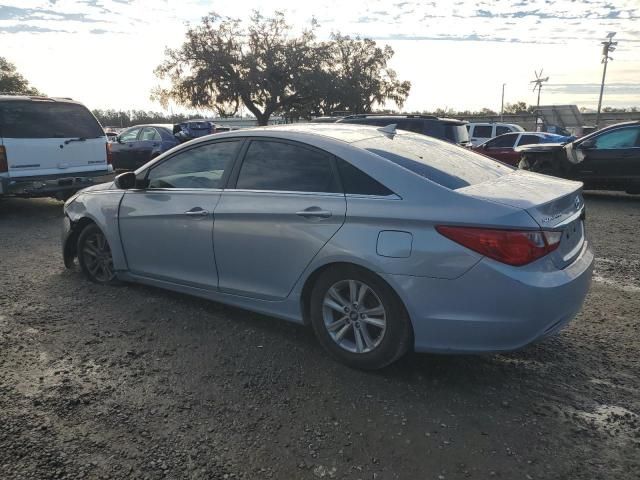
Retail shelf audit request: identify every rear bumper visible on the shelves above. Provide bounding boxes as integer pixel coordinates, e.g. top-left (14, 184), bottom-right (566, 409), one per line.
top-left (383, 241), bottom-right (594, 354)
top-left (0, 167), bottom-right (113, 197)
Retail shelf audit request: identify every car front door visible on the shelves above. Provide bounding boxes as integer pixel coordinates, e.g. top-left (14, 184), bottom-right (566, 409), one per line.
top-left (112, 127), bottom-right (141, 170)
top-left (118, 139), bottom-right (242, 289)
top-left (213, 139), bottom-right (347, 300)
top-left (574, 126), bottom-right (640, 183)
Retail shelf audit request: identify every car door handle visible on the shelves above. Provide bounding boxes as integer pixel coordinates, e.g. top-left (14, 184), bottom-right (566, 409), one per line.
top-left (184, 208), bottom-right (210, 216)
top-left (296, 207), bottom-right (332, 219)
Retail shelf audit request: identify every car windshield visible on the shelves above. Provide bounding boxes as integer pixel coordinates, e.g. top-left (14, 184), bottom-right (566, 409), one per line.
top-left (444, 124), bottom-right (470, 144)
top-left (354, 132), bottom-right (513, 190)
top-left (0, 101), bottom-right (104, 139)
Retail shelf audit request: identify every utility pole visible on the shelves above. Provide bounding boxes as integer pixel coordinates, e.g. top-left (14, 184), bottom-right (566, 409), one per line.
top-left (595, 32), bottom-right (617, 129)
top-left (501, 83), bottom-right (505, 122)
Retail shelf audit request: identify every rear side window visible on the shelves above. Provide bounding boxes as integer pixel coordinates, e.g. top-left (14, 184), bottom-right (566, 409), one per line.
top-left (488, 133), bottom-right (518, 148)
top-left (236, 140), bottom-right (340, 193)
top-left (355, 133), bottom-right (513, 190)
top-left (472, 125), bottom-right (492, 138)
top-left (495, 126), bottom-right (511, 136)
top-left (336, 159), bottom-right (393, 196)
top-left (518, 134), bottom-right (541, 146)
top-left (0, 101), bottom-right (104, 139)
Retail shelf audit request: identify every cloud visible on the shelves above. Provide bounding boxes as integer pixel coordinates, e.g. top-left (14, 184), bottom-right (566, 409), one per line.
top-left (0, 25), bottom-right (70, 33)
top-left (547, 83), bottom-right (640, 95)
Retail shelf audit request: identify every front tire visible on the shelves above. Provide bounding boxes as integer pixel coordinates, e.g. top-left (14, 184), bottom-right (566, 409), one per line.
top-left (77, 224), bottom-right (117, 284)
top-left (310, 266), bottom-right (412, 370)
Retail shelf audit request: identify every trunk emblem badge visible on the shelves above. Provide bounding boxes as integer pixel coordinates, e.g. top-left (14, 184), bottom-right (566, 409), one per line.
top-left (574, 196), bottom-right (581, 209)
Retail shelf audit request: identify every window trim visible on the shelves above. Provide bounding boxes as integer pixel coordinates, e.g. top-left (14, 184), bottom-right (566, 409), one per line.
top-left (140, 126), bottom-right (161, 142)
top-left (226, 137), bottom-right (344, 195)
top-left (139, 137), bottom-right (247, 190)
top-left (119, 127), bottom-right (142, 143)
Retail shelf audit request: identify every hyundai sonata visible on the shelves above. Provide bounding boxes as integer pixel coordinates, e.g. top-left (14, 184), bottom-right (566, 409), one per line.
top-left (62, 124), bottom-right (593, 369)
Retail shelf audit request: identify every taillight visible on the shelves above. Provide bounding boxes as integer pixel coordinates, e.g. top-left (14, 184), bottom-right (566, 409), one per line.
top-left (106, 142), bottom-right (112, 165)
top-left (436, 226), bottom-right (561, 266)
top-left (0, 145), bottom-right (7, 173)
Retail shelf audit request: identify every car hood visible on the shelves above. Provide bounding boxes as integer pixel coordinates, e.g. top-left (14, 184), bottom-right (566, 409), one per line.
top-left (514, 142), bottom-right (566, 153)
top-left (81, 181), bottom-right (115, 193)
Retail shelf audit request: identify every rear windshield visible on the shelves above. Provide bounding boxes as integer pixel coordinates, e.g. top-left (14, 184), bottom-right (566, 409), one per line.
top-left (445, 124), bottom-right (470, 144)
top-left (354, 133), bottom-right (513, 190)
top-left (0, 101), bottom-right (104, 139)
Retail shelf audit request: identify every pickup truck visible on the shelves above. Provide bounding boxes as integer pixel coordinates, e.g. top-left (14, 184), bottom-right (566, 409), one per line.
top-left (517, 121), bottom-right (640, 194)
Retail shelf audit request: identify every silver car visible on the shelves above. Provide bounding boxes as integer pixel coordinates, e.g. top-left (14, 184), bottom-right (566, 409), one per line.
top-left (62, 124), bottom-right (594, 369)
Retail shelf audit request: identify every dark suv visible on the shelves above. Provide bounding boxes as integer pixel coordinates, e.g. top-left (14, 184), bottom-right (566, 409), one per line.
top-left (336, 115), bottom-right (471, 146)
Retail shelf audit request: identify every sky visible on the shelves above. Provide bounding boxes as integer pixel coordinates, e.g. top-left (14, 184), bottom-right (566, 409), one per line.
top-left (1, 0), bottom-right (639, 115)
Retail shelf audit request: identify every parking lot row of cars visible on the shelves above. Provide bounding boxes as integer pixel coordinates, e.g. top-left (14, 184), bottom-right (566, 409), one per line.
top-left (1, 95), bottom-right (639, 201)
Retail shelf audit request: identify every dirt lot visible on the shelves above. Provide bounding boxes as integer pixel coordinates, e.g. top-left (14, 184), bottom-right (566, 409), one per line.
top-left (0, 192), bottom-right (638, 480)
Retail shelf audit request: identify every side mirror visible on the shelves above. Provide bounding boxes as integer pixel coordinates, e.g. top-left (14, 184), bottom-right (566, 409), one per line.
top-left (116, 136), bottom-right (124, 144)
top-left (114, 171), bottom-right (137, 190)
top-left (579, 138), bottom-right (596, 149)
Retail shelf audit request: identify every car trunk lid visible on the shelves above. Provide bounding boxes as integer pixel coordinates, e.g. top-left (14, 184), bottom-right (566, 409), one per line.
top-left (457, 170), bottom-right (586, 268)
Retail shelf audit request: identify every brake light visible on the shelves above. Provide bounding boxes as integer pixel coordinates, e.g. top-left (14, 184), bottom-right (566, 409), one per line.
top-left (436, 226), bottom-right (561, 266)
top-left (106, 142), bottom-right (112, 166)
top-left (0, 145), bottom-right (7, 173)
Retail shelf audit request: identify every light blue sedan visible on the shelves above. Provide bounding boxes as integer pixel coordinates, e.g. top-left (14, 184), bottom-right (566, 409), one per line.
top-left (62, 124), bottom-right (594, 369)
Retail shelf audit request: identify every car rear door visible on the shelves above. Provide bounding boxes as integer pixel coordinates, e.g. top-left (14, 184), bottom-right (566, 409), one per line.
top-left (0, 99), bottom-right (107, 178)
top-left (118, 139), bottom-right (243, 289)
top-left (213, 138), bottom-right (346, 300)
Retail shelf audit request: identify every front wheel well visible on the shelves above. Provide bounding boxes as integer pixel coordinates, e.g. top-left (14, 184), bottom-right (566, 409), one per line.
top-left (63, 217), bottom-right (96, 268)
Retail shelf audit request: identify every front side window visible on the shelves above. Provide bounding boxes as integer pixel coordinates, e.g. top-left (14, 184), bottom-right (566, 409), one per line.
top-left (592, 127), bottom-right (640, 149)
top-left (235, 140), bottom-right (340, 193)
top-left (147, 140), bottom-right (240, 189)
top-left (0, 101), bottom-right (104, 139)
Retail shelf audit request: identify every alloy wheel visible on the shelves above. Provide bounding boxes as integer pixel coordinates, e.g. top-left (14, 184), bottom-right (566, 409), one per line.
top-left (322, 279), bottom-right (387, 354)
top-left (81, 230), bottom-right (115, 283)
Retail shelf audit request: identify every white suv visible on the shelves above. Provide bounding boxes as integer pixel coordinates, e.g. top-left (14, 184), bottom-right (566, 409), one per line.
top-left (467, 122), bottom-right (524, 147)
top-left (0, 96), bottom-right (112, 199)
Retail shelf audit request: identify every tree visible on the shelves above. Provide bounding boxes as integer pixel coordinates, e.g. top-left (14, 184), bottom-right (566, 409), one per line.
top-left (502, 101), bottom-right (529, 114)
top-left (153, 12), bottom-right (410, 124)
top-left (0, 57), bottom-right (41, 95)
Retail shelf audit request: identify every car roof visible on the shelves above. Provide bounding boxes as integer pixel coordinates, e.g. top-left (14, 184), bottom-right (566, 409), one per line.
top-left (339, 115), bottom-right (467, 125)
top-left (177, 123), bottom-right (408, 147)
top-left (0, 95), bottom-right (85, 105)
top-left (126, 124), bottom-right (174, 130)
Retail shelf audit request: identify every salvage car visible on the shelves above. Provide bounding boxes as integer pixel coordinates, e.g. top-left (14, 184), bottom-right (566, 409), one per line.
top-left (62, 124), bottom-right (593, 369)
top-left (517, 121), bottom-right (640, 194)
top-left (474, 132), bottom-right (573, 166)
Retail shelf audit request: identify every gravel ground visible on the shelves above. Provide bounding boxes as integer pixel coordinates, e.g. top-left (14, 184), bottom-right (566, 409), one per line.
top-left (0, 191), bottom-right (638, 480)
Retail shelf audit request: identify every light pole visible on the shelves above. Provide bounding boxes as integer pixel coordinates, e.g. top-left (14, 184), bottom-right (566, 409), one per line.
top-left (595, 32), bottom-right (617, 129)
top-left (501, 83), bottom-right (505, 122)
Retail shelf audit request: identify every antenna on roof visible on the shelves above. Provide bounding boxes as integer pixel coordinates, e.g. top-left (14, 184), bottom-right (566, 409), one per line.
top-left (377, 124), bottom-right (397, 136)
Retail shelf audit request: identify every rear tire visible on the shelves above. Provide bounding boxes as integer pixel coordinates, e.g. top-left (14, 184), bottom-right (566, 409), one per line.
top-left (310, 265), bottom-right (412, 370)
top-left (77, 224), bottom-right (118, 285)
